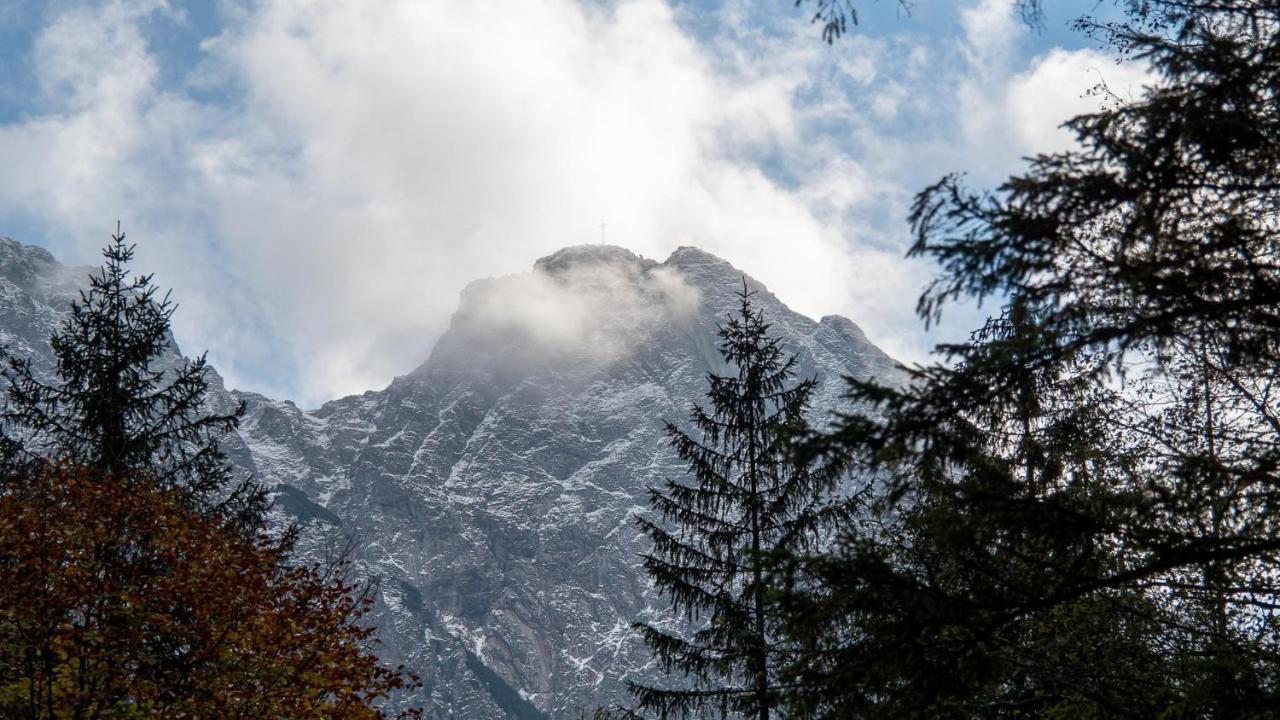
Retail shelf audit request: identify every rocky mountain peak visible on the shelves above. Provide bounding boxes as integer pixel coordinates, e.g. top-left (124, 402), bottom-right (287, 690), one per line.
top-left (533, 244), bottom-right (655, 276)
top-left (0, 236), bottom-right (58, 273)
top-left (0, 236), bottom-right (84, 304)
top-left (0, 236), bottom-right (902, 718)
top-left (821, 313), bottom-right (870, 344)
top-left (663, 245), bottom-right (730, 270)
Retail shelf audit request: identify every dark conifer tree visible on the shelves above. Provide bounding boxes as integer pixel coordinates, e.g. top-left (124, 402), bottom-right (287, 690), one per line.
top-left (631, 281), bottom-right (839, 719)
top-left (776, 311), bottom-right (1180, 718)
top-left (0, 226), bottom-right (264, 530)
top-left (774, 0), bottom-right (1280, 716)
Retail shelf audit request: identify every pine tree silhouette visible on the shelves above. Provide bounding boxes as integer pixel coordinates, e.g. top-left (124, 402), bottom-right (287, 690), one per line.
top-left (0, 225), bottom-right (264, 531)
top-left (631, 280), bottom-right (837, 719)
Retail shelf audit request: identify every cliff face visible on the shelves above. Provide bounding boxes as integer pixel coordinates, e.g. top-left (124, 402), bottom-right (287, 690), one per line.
top-left (0, 236), bottom-right (900, 717)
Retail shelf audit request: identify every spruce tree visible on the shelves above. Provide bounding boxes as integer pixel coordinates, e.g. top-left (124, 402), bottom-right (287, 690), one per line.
top-left (0, 226), bottom-right (263, 529)
top-left (632, 281), bottom-right (838, 719)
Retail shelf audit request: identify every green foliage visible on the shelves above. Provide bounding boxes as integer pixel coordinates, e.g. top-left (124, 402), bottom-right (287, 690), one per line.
top-left (0, 226), bottom-right (265, 532)
top-left (773, 1), bottom-right (1280, 717)
top-left (632, 282), bottom-right (844, 719)
top-left (778, 312), bottom-right (1185, 717)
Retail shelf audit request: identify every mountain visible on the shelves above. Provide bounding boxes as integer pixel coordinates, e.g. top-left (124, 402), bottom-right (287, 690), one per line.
top-left (0, 236), bottom-right (901, 717)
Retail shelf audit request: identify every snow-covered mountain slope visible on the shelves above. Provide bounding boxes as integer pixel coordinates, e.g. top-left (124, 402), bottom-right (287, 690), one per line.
top-left (0, 236), bottom-right (901, 718)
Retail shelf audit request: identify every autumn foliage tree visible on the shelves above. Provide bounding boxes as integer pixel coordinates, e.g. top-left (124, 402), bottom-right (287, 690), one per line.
top-left (0, 464), bottom-right (419, 719)
top-left (0, 227), bottom-right (419, 717)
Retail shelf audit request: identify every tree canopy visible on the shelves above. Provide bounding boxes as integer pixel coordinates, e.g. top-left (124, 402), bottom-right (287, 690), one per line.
top-left (0, 464), bottom-right (419, 719)
top-left (769, 0), bottom-right (1280, 716)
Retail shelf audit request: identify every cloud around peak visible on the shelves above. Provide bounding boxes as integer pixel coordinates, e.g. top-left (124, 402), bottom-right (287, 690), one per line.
top-left (441, 244), bottom-right (701, 376)
top-left (0, 0), bottom-right (1147, 407)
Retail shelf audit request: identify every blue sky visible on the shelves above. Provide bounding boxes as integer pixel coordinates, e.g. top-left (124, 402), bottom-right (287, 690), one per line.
top-left (0, 0), bottom-right (1146, 407)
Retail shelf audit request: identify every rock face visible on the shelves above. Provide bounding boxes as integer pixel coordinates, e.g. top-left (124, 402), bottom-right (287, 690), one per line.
top-left (0, 236), bottom-right (900, 718)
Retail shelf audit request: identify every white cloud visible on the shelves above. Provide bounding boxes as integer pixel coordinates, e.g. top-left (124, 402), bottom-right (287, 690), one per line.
top-left (0, 0), bottom-right (1153, 405)
top-left (0, 0), bottom-right (887, 405)
top-left (453, 251), bottom-right (701, 370)
top-left (955, 0), bottom-right (1151, 178)
top-left (1, 1), bottom-right (160, 221)
top-left (1005, 47), bottom-right (1150, 155)
top-left (196, 0), bottom-right (841, 402)
top-left (960, 0), bottom-right (1020, 70)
